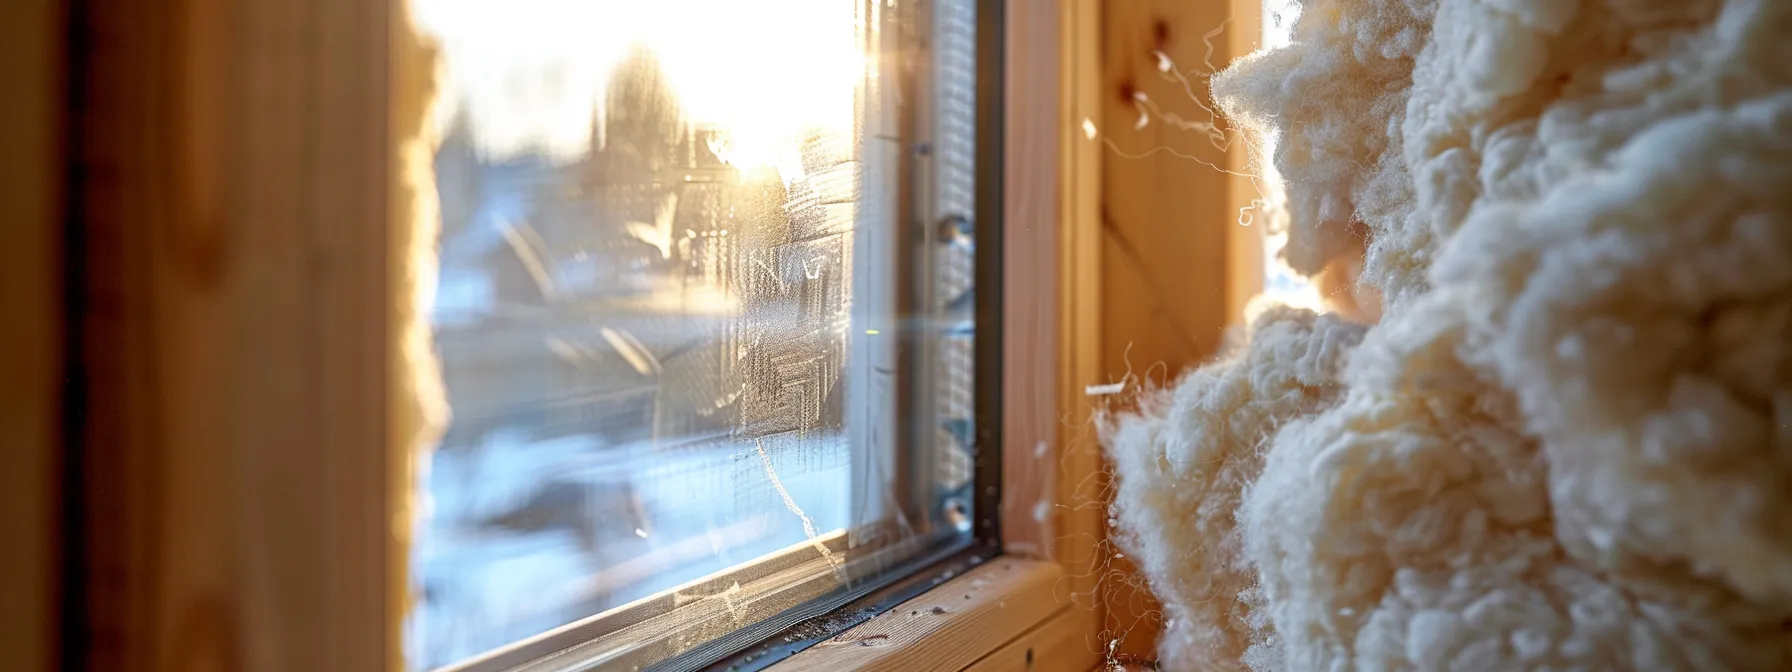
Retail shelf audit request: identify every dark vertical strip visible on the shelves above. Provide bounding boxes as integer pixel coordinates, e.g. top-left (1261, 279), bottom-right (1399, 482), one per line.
top-left (57, 0), bottom-right (90, 665)
top-left (971, 0), bottom-right (1005, 550)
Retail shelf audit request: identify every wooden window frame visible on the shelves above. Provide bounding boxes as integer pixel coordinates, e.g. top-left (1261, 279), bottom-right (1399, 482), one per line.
top-left (47, 0), bottom-right (1262, 668)
top-left (780, 0), bottom-right (1113, 668)
top-left (779, 0), bottom-right (1268, 668)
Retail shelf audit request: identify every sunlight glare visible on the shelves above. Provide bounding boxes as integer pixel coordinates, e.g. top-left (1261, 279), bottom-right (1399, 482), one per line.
top-left (414, 0), bottom-right (864, 168)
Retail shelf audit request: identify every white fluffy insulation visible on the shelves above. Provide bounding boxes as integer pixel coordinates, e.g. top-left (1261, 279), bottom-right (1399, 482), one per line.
top-left (1102, 0), bottom-right (1792, 669)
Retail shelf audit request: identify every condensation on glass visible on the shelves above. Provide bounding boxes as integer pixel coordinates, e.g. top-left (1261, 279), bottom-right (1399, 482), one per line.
top-left (405, 1), bottom-right (980, 669)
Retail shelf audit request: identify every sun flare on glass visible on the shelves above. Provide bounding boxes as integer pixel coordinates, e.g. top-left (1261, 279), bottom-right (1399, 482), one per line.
top-left (414, 0), bottom-right (865, 169)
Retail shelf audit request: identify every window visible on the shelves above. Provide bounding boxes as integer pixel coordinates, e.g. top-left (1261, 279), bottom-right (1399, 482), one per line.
top-left (51, 0), bottom-right (1226, 669)
top-left (406, 1), bottom-right (1001, 669)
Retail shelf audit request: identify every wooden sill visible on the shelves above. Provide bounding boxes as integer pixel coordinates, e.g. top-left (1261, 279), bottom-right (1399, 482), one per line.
top-left (772, 558), bottom-right (1102, 672)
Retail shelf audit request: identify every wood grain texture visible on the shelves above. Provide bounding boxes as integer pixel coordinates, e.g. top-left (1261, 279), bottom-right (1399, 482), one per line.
top-left (961, 606), bottom-right (1102, 672)
top-left (1097, 0), bottom-right (1262, 661)
top-left (70, 0), bottom-right (399, 668)
top-left (1002, 2), bottom-right (1109, 666)
top-left (0, 0), bottom-right (67, 670)
top-left (1000, 0), bottom-right (1064, 561)
top-left (1055, 0), bottom-right (1111, 638)
top-left (1002, 1), bottom-right (1108, 668)
top-left (1224, 1), bottom-right (1266, 328)
top-left (1100, 0), bottom-right (1237, 376)
top-left (778, 559), bottom-right (1068, 672)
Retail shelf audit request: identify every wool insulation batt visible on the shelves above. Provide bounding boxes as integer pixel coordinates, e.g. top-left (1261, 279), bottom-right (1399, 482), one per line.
top-left (1104, 0), bottom-right (1792, 669)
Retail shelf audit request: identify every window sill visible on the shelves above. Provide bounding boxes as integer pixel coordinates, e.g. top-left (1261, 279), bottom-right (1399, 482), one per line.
top-left (770, 557), bottom-right (1102, 672)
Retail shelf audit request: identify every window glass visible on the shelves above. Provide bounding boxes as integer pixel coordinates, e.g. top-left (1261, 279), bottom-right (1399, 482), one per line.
top-left (406, 1), bottom-right (981, 669)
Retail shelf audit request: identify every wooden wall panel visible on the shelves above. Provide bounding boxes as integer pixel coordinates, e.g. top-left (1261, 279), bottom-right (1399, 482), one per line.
top-left (69, 0), bottom-right (399, 668)
top-left (1101, 0), bottom-right (1239, 374)
top-left (1225, 3), bottom-right (1266, 326)
top-left (0, 0), bottom-right (68, 670)
top-left (1097, 0), bottom-right (1262, 661)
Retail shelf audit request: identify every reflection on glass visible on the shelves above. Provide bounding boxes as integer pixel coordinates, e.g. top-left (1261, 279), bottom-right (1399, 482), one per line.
top-left (406, 1), bottom-right (977, 669)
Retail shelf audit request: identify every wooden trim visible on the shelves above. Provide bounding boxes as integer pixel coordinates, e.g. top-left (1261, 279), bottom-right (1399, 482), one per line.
top-left (0, 0), bottom-right (68, 670)
top-left (998, 0), bottom-right (1109, 667)
top-left (776, 558), bottom-right (1070, 672)
top-left (999, 0), bottom-right (1106, 600)
top-left (70, 0), bottom-right (400, 667)
top-left (999, 0), bottom-right (1063, 561)
top-left (962, 605), bottom-right (1101, 672)
top-left (1056, 0), bottom-right (1107, 620)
